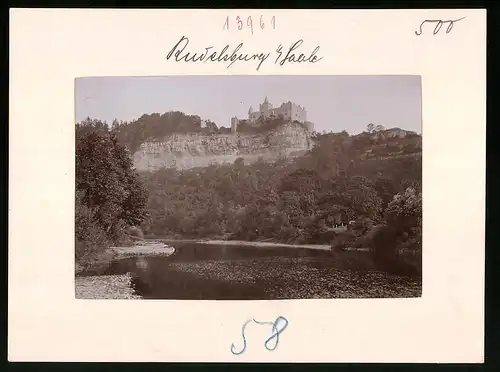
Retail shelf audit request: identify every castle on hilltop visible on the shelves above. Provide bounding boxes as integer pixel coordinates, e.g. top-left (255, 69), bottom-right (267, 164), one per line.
top-left (231, 97), bottom-right (313, 133)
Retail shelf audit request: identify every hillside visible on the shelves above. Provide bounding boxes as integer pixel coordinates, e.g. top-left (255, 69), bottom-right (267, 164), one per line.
top-left (127, 116), bottom-right (421, 247)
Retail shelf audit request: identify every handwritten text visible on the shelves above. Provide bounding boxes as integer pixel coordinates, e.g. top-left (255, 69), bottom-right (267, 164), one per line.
top-left (223, 15), bottom-right (276, 35)
top-left (165, 36), bottom-right (323, 71)
top-left (275, 39), bottom-right (322, 66)
top-left (415, 17), bottom-right (466, 36)
top-left (230, 316), bottom-right (289, 355)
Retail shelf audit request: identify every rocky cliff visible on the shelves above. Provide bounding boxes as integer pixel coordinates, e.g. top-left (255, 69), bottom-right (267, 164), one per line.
top-left (133, 123), bottom-right (313, 171)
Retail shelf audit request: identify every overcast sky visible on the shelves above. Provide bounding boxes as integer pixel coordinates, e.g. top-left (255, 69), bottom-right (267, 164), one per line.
top-left (75, 75), bottom-right (421, 134)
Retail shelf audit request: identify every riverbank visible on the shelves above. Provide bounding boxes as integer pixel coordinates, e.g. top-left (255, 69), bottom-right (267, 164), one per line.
top-left (75, 273), bottom-right (141, 299)
top-left (111, 243), bottom-right (175, 259)
top-left (75, 243), bottom-right (175, 276)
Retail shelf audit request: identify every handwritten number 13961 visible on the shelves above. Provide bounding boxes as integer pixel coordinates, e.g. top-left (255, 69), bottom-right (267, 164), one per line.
top-left (223, 16), bottom-right (276, 35)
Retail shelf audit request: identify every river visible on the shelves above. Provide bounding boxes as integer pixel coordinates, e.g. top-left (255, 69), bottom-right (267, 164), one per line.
top-left (100, 241), bottom-right (421, 300)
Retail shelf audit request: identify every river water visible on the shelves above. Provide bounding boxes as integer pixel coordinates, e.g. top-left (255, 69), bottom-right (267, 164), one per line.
top-left (102, 242), bottom-right (422, 300)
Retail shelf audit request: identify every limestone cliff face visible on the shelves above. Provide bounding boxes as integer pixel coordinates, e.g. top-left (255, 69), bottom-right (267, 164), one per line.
top-left (132, 123), bottom-right (313, 171)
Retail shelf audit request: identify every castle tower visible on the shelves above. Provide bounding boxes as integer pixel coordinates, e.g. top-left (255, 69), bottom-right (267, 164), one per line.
top-left (248, 106), bottom-right (259, 123)
top-left (259, 96), bottom-right (273, 118)
top-left (231, 117), bottom-right (239, 133)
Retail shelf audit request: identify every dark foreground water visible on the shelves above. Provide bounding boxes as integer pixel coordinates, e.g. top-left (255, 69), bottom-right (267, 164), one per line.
top-left (102, 242), bottom-right (422, 300)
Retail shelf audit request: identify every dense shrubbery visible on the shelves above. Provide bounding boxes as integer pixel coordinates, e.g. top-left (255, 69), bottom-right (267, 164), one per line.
top-left (75, 192), bottom-right (111, 269)
top-left (371, 187), bottom-right (422, 276)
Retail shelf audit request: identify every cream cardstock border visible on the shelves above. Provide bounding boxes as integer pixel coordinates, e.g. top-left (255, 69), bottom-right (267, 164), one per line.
top-left (9, 9), bottom-right (486, 362)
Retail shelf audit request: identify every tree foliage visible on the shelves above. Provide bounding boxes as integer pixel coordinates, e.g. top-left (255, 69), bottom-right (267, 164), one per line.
top-left (372, 187), bottom-right (422, 275)
top-left (75, 119), bottom-right (148, 268)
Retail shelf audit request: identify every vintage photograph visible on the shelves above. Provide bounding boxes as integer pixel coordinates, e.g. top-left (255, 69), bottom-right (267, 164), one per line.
top-left (75, 75), bottom-right (422, 300)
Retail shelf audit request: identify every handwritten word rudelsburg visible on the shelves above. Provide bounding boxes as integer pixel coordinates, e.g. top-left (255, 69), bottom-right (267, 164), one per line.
top-left (166, 36), bottom-right (323, 71)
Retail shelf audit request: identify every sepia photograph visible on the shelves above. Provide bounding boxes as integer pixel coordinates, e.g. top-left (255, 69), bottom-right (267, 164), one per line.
top-left (75, 75), bottom-right (422, 300)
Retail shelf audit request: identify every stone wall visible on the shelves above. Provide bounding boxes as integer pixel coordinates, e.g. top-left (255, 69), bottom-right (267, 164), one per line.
top-left (132, 123), bottom-right (313, 171)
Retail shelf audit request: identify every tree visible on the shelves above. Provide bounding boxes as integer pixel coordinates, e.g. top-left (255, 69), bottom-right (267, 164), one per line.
top-left (385, 187), bottom-right (422, 248)
top-left (75, 190), bottom-right (110, 269)
top-left (205, 120), bottom-right (218, 133)
top-left (111, 118), bottom-right (120, 131)
top-left (316, 176), bottom-right (382, 223)
top-left (276, 169), bottom-right (317, 227)
top-left (374, 176), bottom-right (397, 210)
top-left (75, 121), bottom-right (148, 267)
top-left (111, 133), bottom-right (149, 228)
top-left (372, 187), bottom-right (422, 276)
top-left (367, 123), bottom-right (375, 133)
top-left (302, 133), bottom-right (350, 180)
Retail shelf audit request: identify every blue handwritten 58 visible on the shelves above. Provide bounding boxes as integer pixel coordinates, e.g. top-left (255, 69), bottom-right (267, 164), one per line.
top-left (230, 316), bottom-right (289, 355)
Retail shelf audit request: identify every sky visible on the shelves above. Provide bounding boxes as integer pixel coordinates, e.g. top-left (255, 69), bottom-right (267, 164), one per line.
top-left (75, 75), bottom-right (422, 135)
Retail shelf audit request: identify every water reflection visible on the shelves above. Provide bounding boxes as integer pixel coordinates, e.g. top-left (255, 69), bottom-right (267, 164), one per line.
top-left (166, 242), bottom-right (332, 262)
top-left (104, 243), bottom-right (334, 300)
top-left (103, 242), bottom-right (420, 300)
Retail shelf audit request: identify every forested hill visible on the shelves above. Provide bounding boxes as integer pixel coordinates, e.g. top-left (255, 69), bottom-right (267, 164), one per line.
top-left (138, 125), bottom-right (422, 248)
top-left (312, 126), bottom-right (422, 162)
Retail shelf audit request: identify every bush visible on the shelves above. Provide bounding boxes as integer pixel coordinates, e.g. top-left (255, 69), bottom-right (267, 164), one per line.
top-left (330, 230), bottom-right (357, 250)
top-left (127, 226), bottom-right (144, 240)
top-left (350, 217), bottom-right (374, 236)
top-left (371, 224), bottom-right (420, 277)
top-left (368, 187), bottom-right (422, 276)
top-left (75, 199), bottom-right (109, 269)
top-left (75, 224), bottom-right (110, 271)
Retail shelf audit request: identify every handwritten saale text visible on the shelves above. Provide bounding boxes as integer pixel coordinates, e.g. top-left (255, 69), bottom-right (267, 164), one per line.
top-left (231, 316), bottom-right (289, 355)
top-left (275, 39), bottom-right (323, 66)
top-left (415, 17), bottom-right (466, 36)
top-left (165, 36), bottom-right (323, 71)
top-left (223, 15), bottom-right (276, 35)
